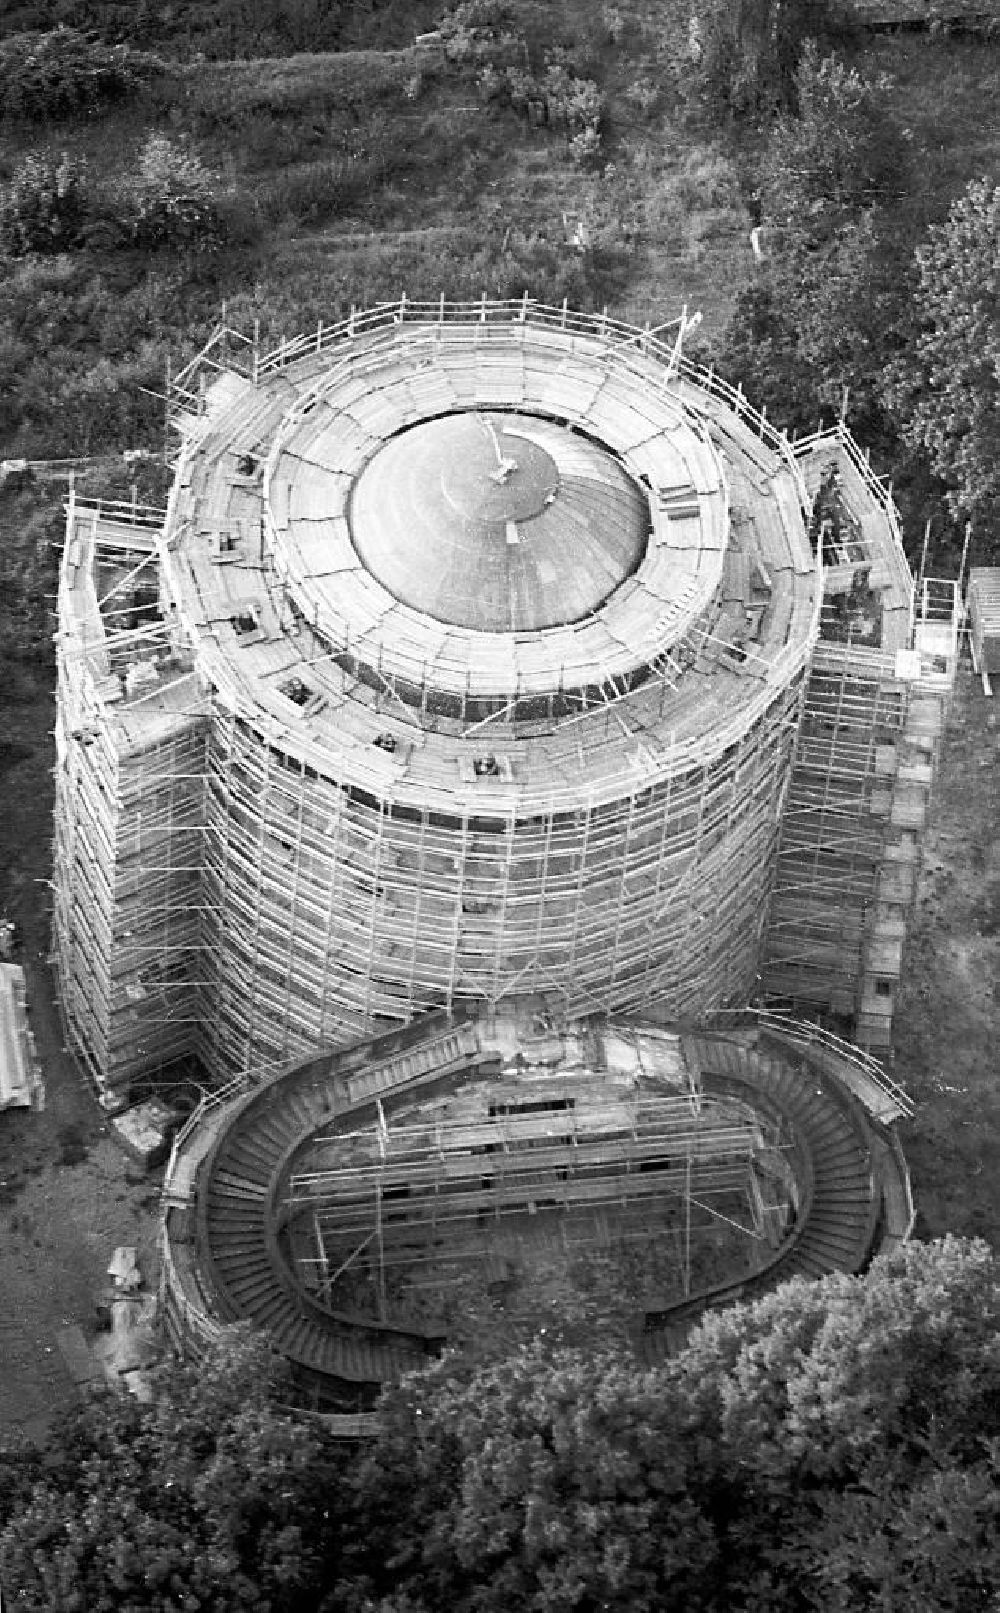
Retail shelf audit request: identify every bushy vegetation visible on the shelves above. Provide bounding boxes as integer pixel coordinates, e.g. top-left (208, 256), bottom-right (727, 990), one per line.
top-left (675, 0), bottom-right (858, 124)
top-left (0, 0), bottom-right (443, 58)
top-left (348, 1240), bottom-right (1000, 1612)
top-left (3, 1241), bottom-right (1000, 1610)
top-left (119, 134), bottom-right (226, 251)
top-left (720, 43), bottom-right (912, 442)
top-left (719, 33), bottom-right (999, 554)
top-left (0, 28), bottom-right (163, 122)
top-left (890, 177), bottom-right (1000, 534)
top-left (0, 1328), bottom-right (344, 1612)
top-left (0, 150), bottom-right (89, 255)
top-left (439, 4), bottom-right (606, 161)
top-left (0, 474), bottom-right (63, 703)
top-left (0, 7), bottom-right (997, 706)
top-left (1, 136), bottom-right (226, 258)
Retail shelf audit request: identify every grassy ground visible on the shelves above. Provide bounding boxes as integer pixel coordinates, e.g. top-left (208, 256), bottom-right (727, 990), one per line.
top-left (0, 9), bottom-right (753, 465)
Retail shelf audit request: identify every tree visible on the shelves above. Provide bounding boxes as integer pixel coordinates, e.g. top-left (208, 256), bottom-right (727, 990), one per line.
top-left (118, 134), bottom-right (224, 252)
top-left (0, 1327), bottom-right (346, 1612)
top-left (720, 45), bottom-right (913, 446)
top-left (724, 209), bottom-right (903, 435)
top-left (676, 1), bottom-right (854, 126)
top-left (0, 30), bottom-right (157, 124)
top-left (755, 43), bottom-right (904, 231)
top-left (337, 1343), bottom-right (721, 1613)
top-left (340, 1238), bottom-right (1000, 1612)
top-left (4, 1243), bottom-right (1000, 1611)
top-left (890, 177), bottom-right (1000, 541)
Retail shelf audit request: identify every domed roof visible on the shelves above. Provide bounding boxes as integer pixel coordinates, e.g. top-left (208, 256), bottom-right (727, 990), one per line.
top-left (348, 411), bottom-right (649, 632)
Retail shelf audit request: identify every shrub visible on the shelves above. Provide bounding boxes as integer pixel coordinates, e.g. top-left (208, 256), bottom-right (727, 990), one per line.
top-left (676, 0), bottom-right (852, 125)
top-left (0, 28), bottom-right (160, 123)
top-left (889, 177), bottom-right (1000, 539)
top-left (540, 53), bottom-right (604, 135)
top-left (253, 159), bottom-right (348, 227)
top-left (116, 134), bottom-right (223, 251)
top-left (478, 47), bottom-right (604, 152)
top-left (622, 76), bottom-right (661, 119)
top-left (0, 151), bottom-right (89, 256)
top-left (570, 125), bottom-right (603, 168)
top-left (437, 0), bottom-right (519, 64)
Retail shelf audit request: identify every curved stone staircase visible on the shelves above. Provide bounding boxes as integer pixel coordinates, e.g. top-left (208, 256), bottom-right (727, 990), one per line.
top-left (640, 1029), bottom-right (889, 1358)
top-left (161, 1012), bottom-right (910, 1412)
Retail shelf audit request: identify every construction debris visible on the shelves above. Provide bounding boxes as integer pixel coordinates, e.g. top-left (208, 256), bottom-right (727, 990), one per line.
top-left (107, 1245), bottom-right (142, 1291)
top-left (0, 962), bottom-right (44, 1111)
top-left (110, 1099), bottom-right (179, 1171)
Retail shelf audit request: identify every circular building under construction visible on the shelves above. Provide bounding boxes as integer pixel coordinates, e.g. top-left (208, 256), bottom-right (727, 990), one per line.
top-left (54, 302), bottom-right (822, 1096)
top-left (51, 300), bottom-right (958, 1406)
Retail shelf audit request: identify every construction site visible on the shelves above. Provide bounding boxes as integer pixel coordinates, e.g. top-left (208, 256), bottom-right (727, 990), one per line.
top-left (50, 299), bottom-right (960, 1401)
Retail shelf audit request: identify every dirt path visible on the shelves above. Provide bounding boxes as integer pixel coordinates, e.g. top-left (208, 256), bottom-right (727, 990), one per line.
top-left (894, 669), bottom-right (1000, 1243)
top-left (0, 695), bottom-right (160, 1447)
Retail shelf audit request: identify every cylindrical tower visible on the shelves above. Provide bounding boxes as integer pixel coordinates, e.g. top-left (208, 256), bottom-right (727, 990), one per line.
top-left (157, 306), bottom-right (819, 1077)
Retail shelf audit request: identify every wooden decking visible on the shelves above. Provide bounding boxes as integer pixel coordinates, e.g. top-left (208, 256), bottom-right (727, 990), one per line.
top-left (164, 317), bottom-right (816, 810)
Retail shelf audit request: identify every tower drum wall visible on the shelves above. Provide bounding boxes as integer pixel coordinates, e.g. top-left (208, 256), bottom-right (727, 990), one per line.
top-left (199, 669), bottom-right (805, 1077)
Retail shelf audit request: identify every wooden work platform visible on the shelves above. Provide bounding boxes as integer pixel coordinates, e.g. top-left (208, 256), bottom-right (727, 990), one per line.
top-left (160, 313), bottom-right (819, 819)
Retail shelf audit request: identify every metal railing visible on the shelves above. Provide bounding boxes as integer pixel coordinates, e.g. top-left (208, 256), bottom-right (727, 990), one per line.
top-left (761, 1010), bottom-right (913, 1118)
top-left (890, 1127), bottom-right (917, 1241)
top-left (67, 490), bottom-right (168, 533)
top-left (163, 1070), bottom-right (253, 1193)
top-left (701, 1005), bottom-right (914, 1119)
top-left (166, 296), bottom-right (810, 510)
top-left (793, 421), bottom-right (913, 618)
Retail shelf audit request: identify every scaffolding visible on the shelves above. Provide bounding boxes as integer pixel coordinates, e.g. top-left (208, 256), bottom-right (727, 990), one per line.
top-left (52, 491), bottom-right (210, 1097)
top-left (762, 427), bottom-right (960, 1049)
top-left (156, 1002), bottom-right (908, 1402)
top-left (277, 1064), bottom-right (781, 1326)
top-left (51, 303), bottom-right (951, 1095)
top-left (845, 0), bottom-right (997, 23)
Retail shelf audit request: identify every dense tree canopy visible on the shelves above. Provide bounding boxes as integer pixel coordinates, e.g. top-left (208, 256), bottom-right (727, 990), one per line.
top-left (341, 1237), bottom-right (1000, 1612)
top-left (891, 177), bottom-right (1000, 541)
top-left (2, 1240), bottom-right (999, 1610)
top-left (0, 1328), bottom-right (346, 1612)
top-left (677, 1), bottom-right (855, 125)
top-left (721, 43), bottom-right (913, 444)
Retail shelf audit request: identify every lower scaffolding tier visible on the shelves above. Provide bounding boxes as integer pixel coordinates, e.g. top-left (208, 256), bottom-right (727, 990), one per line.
top-left (160, 1004), bottom-right (912, 1413)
